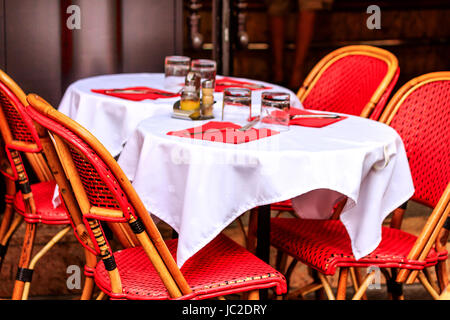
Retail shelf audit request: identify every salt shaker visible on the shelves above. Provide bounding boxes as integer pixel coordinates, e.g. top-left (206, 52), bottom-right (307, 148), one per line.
top-left (201, 79), bottom-right (214, 118)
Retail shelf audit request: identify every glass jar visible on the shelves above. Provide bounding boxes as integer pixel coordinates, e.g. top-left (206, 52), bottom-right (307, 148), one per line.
top-left (180, 85), bottom-right (200, 111)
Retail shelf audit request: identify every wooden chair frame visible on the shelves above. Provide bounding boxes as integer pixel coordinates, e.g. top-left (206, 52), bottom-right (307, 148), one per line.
top-left (0, 69), bottom-right (94, 300)
top-left (297, 45), bottom-right (399, 119)
top-left (25, 93), bottom-right (275, 300)
top-left (380, 71), bottom-right (450, 288)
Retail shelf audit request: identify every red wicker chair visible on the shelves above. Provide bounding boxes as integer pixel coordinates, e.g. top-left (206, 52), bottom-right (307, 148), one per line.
top-left (25, 93), bottom-right (287, 300)
top-left (0, 69), bottom-right (86, 300)
top-left (270, 72), bottom-right (450, 300)
top-left (299, 45), bottom-right (399, 119)
top-left (271, 45), bottom-right (399, 213)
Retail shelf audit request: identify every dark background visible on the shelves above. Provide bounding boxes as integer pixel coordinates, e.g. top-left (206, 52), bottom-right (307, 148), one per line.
top-left (0, 0), bottom-right (449, 106)
top-left (184, 0), bottom-right (450, 93)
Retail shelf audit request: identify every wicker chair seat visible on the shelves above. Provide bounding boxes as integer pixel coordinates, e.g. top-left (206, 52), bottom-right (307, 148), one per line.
top-left (14, 180), bottom-right (71, 225)
top-left (270, 218), bottom-right (447, 276)
top-left (95, 234), bottom-right (287, 300)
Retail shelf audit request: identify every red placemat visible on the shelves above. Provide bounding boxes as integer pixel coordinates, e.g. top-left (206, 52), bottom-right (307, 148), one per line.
top-left (91, 87), bottom-right (179, 101)
top-left (288, 108), bottom-right (347, 128)
top-left (214, 77), bottom-right (272, 92)
top-left (167, 121), bottom-right (279, 144)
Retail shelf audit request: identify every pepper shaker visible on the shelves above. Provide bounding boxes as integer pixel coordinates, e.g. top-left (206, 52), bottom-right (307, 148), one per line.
top-left (201, 79), bottom-right (214, 118)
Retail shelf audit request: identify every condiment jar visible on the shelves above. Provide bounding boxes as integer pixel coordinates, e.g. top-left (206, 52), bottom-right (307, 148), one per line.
top-left (201, 79), bottom-right (214, 118)
top-left (180, 85), bottom-right (200, 111)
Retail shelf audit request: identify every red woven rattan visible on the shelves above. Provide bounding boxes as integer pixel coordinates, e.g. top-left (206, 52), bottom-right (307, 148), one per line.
top-left (95, 234), bottom-right (286, 300)
top-left (0, 80), bottom-right (42, 181)
top-left (0, 81), bottom-right (40, 150)
top-left (14, 180), bottom-right (71, 225)
top-left (302, 55), bottom-right (389, 117)
top-left (388, 80), bottom-right (450, 208)
top-left (0, 90), bottom-right (35, 144)
top-left (68, 145), bottom-right (121, 211)
top-left (270, 219), bottom-right (447, 276)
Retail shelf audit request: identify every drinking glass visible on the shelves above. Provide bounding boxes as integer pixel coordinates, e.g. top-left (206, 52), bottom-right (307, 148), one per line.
top-left (164, 56), bottom-right (190, 89)
top-left (221, 88), bottom-right (252, 123)
top-left (259, 92), bottom-right (290, 131)
top-left (191, 59), bottom-right (217, 87)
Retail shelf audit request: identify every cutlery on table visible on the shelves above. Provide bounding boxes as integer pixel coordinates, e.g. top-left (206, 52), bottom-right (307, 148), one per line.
top-left (290, 114), bottom-right (341, 119)
top-left (237, 118), bottom-right (259, 131)
top-left (104, 89), bottom-right (176, 96)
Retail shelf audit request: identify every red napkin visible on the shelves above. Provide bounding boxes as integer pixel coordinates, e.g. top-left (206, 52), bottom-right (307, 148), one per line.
top-left (91, 87), bottom-right (179, 101)
top-left (167, 121), bottom-right (279, 144)
top-left (288, 108), bottom-right (347, 128)
top-left (214, 77), bottom-right (272, 92)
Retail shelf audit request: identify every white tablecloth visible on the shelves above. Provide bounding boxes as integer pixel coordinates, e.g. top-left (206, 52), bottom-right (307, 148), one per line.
top-left (117, 112), bottom-right (414, 267)
top-left (58, 73), bottom-right (302, 157)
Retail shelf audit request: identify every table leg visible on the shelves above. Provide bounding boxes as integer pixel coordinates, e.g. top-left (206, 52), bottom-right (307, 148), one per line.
top-left (256, 205), bottom-right (271, 263)
top-left (256, 204), bottom-right (271, 300)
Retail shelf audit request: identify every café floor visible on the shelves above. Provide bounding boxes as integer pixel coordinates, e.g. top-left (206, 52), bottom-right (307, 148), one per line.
top-left (0, 200), bottom-right (446, 300)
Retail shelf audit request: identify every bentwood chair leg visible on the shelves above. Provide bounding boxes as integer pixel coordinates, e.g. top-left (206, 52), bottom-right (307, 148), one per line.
top-left (418, 271), bottom-right (440, 300)
top-left (439, 284), bottom-right (450, 300)
top-left (349, 268), bottom-right (359, 294)
top-left (336, 267), bottom-right (349, 300)
top-left (80, 249), bottom-right (98, 300)
top-left (248, 290), bottom-right (260, 300)
top-left (241, 290), bottom-right (260, 300)
top-left (21, 226), bottom-right (71, 300)
top-left (423, 267), bottom-right (440, 294)
top-left (352, 268), bottom-right (368, 300)
top-left (317, 272), bottom-right (335, 300)
top-left (436, 260), bottom-right (449, 293)
top-left (352, 270), bottom-right (376, 300)
top-left (11, 222), bottom-right (37, 300)
top-left (96, 291), bottom-right (107, 300)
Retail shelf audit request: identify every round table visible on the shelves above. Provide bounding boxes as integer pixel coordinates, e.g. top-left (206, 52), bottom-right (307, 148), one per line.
top-left (117, 112), bottom-right (414, 267)
top-left (58, 73), bottom-right (302, 157)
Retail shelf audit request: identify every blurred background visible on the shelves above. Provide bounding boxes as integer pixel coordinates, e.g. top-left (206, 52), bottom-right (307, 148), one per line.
top-left (0, 0), bottom-right (449, 105)
top-left (0, 0), bottom-right (449, 298)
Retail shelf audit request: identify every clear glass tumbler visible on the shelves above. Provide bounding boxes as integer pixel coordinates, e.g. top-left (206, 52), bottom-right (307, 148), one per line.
top-left (164, 56), bottom-right (191, 89)
top-left (259, 92), bottom-right (290, 131)
top-left (221, 88), bottom-right (252, 123)
top-left (191, 59), bottom-right (217, 87)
